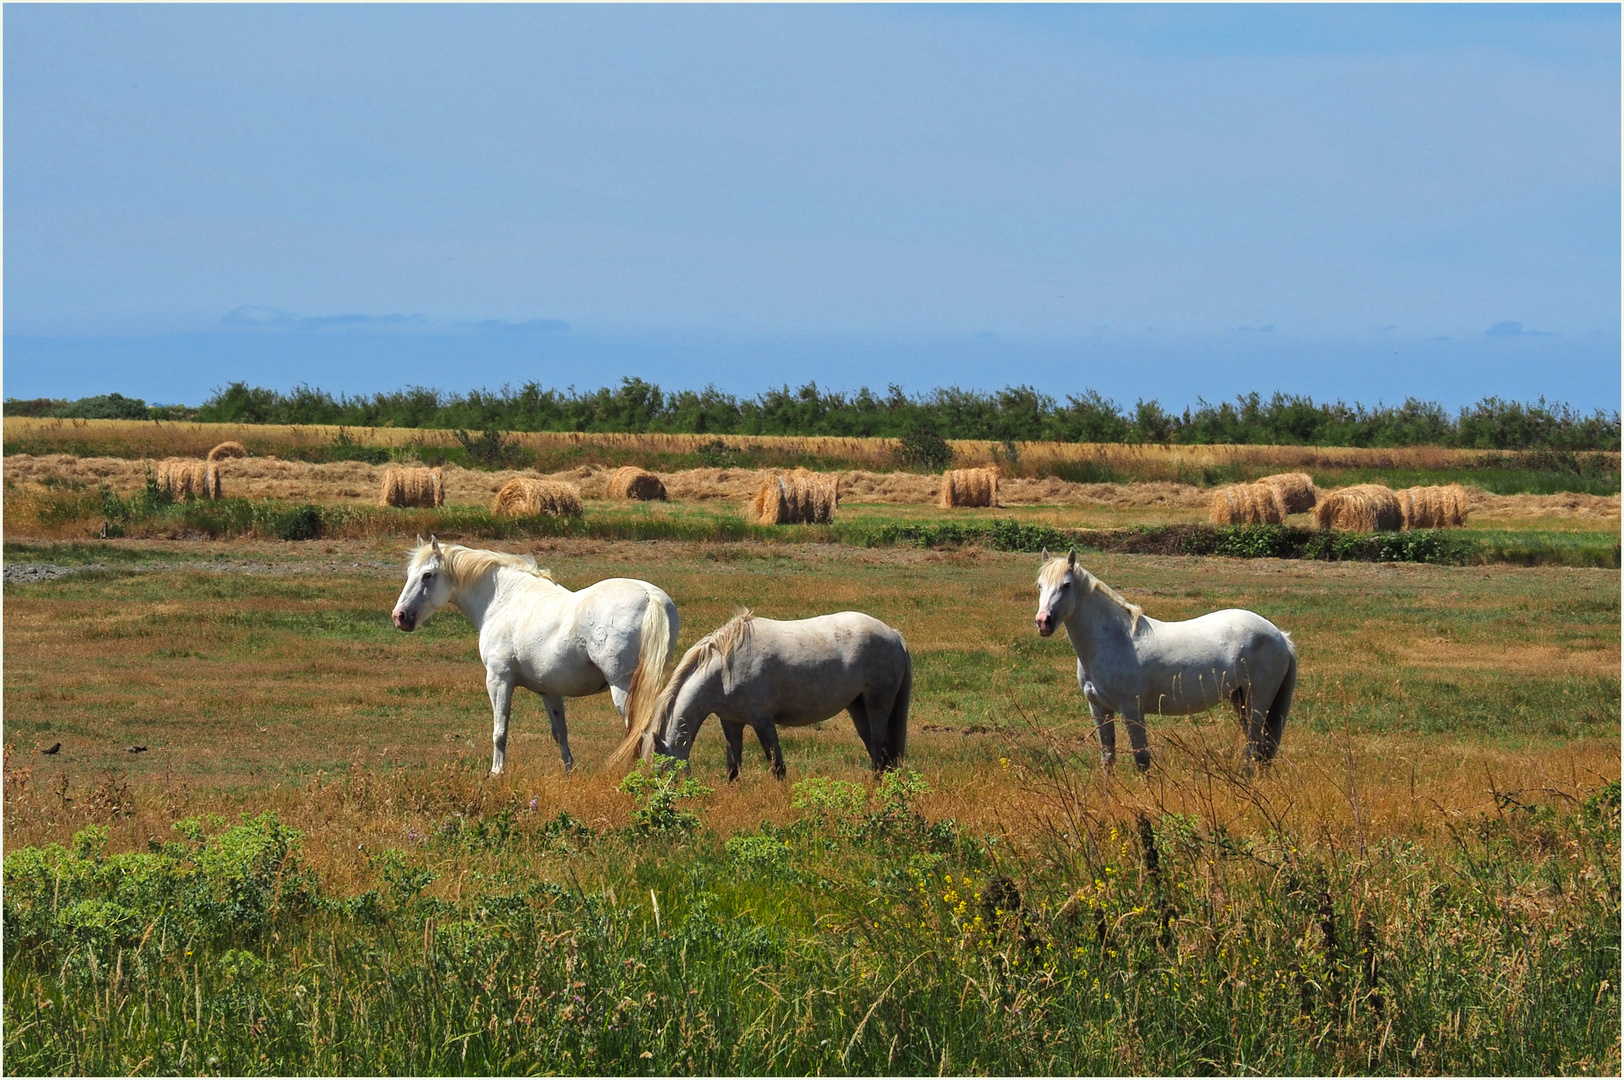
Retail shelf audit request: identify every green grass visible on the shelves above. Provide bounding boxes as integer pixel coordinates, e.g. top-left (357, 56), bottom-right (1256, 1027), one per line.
top-left (3, 774), bottom-right (1618, 1076)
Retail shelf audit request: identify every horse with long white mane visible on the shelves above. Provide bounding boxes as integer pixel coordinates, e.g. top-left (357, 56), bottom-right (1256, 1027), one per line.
top-left (612, 610), bottom-right (911, 780)
top-left (391, 537), bottom-right (678, 775)
top-left (1034, 549), bottom-right (1297, 768)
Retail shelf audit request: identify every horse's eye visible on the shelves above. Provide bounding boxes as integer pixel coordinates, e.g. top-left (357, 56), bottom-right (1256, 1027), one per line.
top-left (1060, 581), bottom-right (1070, 590)
top-left (423, 571), bottom-right (435, 581)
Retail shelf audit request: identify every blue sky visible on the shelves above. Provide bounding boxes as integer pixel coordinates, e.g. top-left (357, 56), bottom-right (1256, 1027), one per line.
top-left (5, 4), bottom-right (1618, 409)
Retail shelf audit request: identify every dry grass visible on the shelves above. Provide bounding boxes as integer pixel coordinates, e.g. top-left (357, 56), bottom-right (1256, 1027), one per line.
top-left (1402, 484), bottom-right (1471, 529)
top-left (1208, 482), bottom-right (1287, 525)
top-left (16, 417), bottom-right (1613, 478)
top-left (492, 477), bottom-right (584, 518)
top-left (938, 467), bottom-right (999, 508)
top-left (603, 466), bottom-right (667, 501)
top-left (206, 440), bottom-right (248, 463)
top-left (1313, 484), bottom-right (1404, 531)
top-left (6, 453), bottom-right (1617, 531)
top-left (1257, 471), bottom-right (1317, 513)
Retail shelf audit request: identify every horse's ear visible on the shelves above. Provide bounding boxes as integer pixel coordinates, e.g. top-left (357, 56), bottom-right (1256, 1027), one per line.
top-left (1041, 547), bottom-right (1049, 563)
top-left (415, 534), bottom-right (425, 547)
top-left (430, 535), bottom-right (442, 555)
top-left (1066, 547), bottom-right (1077, 568)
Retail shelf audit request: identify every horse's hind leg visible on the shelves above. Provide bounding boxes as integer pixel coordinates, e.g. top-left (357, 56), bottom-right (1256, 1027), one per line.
top-left (541, 693), bottom-right (575, 773)
top-left (721, 721), bottom-right (746, 782)
top-left (858, 686), bottom-right (902, 771)
top-left (846, 698), bottom-right (881, 770)
top-left (751, 721), bottom-right (787, 780)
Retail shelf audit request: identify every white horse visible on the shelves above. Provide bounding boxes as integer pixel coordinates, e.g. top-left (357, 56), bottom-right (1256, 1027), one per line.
top-left (1034, 549), bottom-right (1297, 769)
top-left (391, 537), bottom-right (678, 775)
top-left (613, 610), bottom-right (911, 780)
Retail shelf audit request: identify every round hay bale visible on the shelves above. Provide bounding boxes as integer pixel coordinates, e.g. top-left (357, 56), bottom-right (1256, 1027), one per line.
top-left (1312, 484), bottom-right (1403, 532)
top-left (380, 466), bottom-right (445, 508)
top-left (1401, 484), bottom-right (1470, 529)
top-left (158, 458), bottom-right (218, 500)
top-left (493, 478), bottom-right (583, 518)
top-left (1208, 483), bottom-right (1286, 525)
top-left (206, 440), bottom-right (248, 463)
top-left (605, 466), bottom-right (667, 501)
top-left (1257, 472), bottom-right (1317, 514)
top-left (937, 467), bottom-right (998, 508)
top-left (750, 470), bottom-right (838, 524)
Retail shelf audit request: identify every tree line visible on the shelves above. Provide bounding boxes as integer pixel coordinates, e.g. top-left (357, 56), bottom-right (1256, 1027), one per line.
top-left (5, 380), bottom-right (1619, 450)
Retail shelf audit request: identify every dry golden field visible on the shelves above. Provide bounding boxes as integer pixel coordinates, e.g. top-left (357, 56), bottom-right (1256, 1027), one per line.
top-left (4, 537), bottom-right (1617, 874)
top-left (13, 415), bottom-right (1604, 474)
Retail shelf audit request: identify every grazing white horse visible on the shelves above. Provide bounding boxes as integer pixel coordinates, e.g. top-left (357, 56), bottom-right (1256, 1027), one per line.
top-left (1034, 549), bottom-right (1297, 769)
top-left (391, 537), bottom-right (677, 775)
top-left (613, 610), bottom-right (911, 780)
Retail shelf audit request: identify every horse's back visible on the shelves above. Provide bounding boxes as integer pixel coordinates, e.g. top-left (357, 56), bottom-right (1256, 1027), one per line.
top-left (1145, 608), bottom-right (1292, 672)
top-left (751, 611), bottom-right (907, 667)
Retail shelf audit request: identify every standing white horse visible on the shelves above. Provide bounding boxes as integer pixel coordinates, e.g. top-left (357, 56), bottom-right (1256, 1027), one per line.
top-left (391, 537), bottom-right (678, 775)
top-left (612, 610), bottom-right (911, 780)
top-left (1034, 549), bottom-right (1297, 769)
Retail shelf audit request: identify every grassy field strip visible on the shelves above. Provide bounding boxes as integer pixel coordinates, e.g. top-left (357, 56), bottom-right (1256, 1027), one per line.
top-left (3, 543), bottom-right (1617, 1074)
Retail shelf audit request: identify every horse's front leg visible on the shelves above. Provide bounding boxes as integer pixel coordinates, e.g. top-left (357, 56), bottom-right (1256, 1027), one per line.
top-left (720, 721), bottom-right (746, 782)
top-left (542, 693), bottom-right (574, 773)
top-left (486, 669), bottom-right (515, 776)
top-left (1119, 705), bottom-right (1151, 772)
top-left (1082, 680), bottom-right (1117, 768)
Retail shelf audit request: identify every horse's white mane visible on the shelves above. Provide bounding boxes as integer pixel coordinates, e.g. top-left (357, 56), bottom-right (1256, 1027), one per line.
top-left (648, 610), bottom-right (753, 736)
top-left (410, 541), bottom-right (555, 590)
top-left (1039, 556), bottom-right (1143, 632)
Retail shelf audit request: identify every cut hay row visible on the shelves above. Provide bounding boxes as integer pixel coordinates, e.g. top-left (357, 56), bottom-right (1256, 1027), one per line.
top-left (206, 440), bottom-right (248, 463)
top-left (750, 469), bottom-right (839, 524)
top-left (1401, 484), bottom-right (1470, 529)
top-left (158, 458), bottom-right (221, 500)
top-left (603, 466), bottom-right (667, 501)
top-left (1208, 483), bottom-right (1286, 525)
top-left (1257, 471), bottom-right (1317, 513)
top-left (492, 478), bottom-right (584, 519)
top-left (379, 466), bottom-right (444, 508)
top-left (938, 467), bottom-right (999, 508)
top-left (1313, 484), bottom-right (1404, 532)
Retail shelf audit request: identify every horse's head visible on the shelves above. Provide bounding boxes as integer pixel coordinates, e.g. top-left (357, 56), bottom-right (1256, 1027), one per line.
top-left (1034, 547), bottom-right (1081, 637)
top-left (393, 535), bottom-right (454, 632)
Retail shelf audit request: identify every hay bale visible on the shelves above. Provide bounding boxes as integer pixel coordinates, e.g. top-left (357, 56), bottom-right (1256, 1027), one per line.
top-left (604, 466), bottom-right (667, 501)
top-left (1401, 484), bottom-right (1469, 529)
top-left (158, 459), bottom-right (220, 500)
top-left (379, 466), bottom-right (445, 508)
top-left (206, 440), bottom-right (248, 463)
top-left (1312, 484), bottom-right (1403, 532)
top-left (1208, 483), bottom-right (1287, 525)
top-left (937, 467), bottom-right (999, 508)
top-left (749, 469), bottom-right (838, 524)
top-left (1257, 472), bottom-right (1317, 514)
top-left (492, 478), bottom-right (583, 518)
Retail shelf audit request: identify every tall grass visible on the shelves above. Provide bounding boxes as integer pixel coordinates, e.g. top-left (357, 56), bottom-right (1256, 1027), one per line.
top-left (3, 755), bottom-right (1617, 1075)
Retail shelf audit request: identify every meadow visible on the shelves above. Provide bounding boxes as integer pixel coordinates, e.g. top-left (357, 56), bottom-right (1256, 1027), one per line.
top-left (2, 536), bottom-right (1619, 1074)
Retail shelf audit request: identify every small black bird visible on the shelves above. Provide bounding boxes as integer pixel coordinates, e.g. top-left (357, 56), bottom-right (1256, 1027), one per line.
top-left (125, 745), bottom-right (148, 754)
top-left (40, 742), bottom-right (61, 755)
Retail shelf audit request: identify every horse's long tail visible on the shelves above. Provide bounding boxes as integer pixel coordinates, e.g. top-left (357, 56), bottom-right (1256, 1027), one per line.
top-left (607, 591), bottom-right (675, 770)
top-left (886, 653), bottom-right (912, 768)
top-left (1262, 633), bottom-right (1298, 762)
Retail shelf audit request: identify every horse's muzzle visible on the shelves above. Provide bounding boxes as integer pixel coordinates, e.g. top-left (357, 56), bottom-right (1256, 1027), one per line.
top-left (392, 609), bottom-right (416, 632)
top-left (1034, 614), bottom-right (1055, 637)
